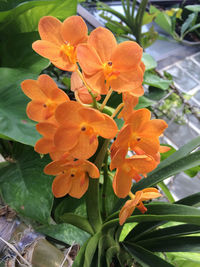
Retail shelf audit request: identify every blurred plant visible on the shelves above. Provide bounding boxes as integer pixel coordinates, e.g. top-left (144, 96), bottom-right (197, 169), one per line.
top-left (98, 0), bottom-right (158, 48)
top-left (150, 5), bottom-right (200, 42)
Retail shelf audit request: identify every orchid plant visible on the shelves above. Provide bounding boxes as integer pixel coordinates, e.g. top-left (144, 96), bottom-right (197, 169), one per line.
top-left (7, 14), bottom-right (200, 267)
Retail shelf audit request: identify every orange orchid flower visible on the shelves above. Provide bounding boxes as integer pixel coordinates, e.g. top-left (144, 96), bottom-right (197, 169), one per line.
top-left (119, 188), bottom-right (162, 225)
top-left (77, 27), bottom-right (144, 95)
top-left (32, 16), bottom-right (88, 71)
top-left (112, 108), bottom-right (168, 158)
top-left (54, 101), bottom-right (118, 159)
top-left (71, 72), bottom-right (100, 104)
top-left (35, 122), bottom-right (67, 160)
top-left (118, 92), bottom-right (139, 121)
top-left (21, 74), bottom-right (69, 122)
top-left (110, 149), bottom-right (157, 198)
top-left (44, 157), bottom-right (99, 198)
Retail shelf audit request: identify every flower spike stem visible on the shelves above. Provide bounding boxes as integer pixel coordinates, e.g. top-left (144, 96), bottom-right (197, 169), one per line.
top-left (111, 103), bottom-right (124, 118)
top-left (100, 89), bottom-right (113, 111)
top-left (102, 151), bottom-right (109, 220)
top-left (86, 139), bottom-right (110, 232)
top-left (76, 68), bottom-right (98, 109)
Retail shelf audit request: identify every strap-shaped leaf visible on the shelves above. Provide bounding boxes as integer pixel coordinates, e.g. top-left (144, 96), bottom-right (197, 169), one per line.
top-left (125, 221), bottom-right (165, 242)
top-left (156, 135), bottom-right (200, 170)
top-left (125, 193), bottom-right (200, 242)
top-left (106, 246), bottom-right (120, 267)
top-left (98, 234), bottom-right (116, 267)
top-left (72, 240), bottom-right (89, 267)
top-left (103, 203), bottom-right (200, 231)
top-left (176, 192), bottom-right (200, 206)
top-left (133, 150), bottom-right (200, 192)
top-left (83, 232), bottom-right (101, 267)
top-left (123, 242), bottom-right (174, 267)
top-left (137, 236), bottom-right (200, 252)
top-left (136, 224), bottom-right (200, 242)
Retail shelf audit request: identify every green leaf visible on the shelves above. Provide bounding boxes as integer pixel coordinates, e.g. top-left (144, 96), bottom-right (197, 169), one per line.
top-left (84, 233), bottom-right (101, 267)
top-left (60, 213), bottom-right (94, 235)
top-left (0, 32), bottom-right (49, 73)
top-left (176, 192), bottom-right (200, 206)
top-left (141, 26), bottom-right (158, 48)
top-left (37, 223), bottom-right (90, 246)
top-left (158, 136), bottom-right (200, 170)
top-left (135, 96), bottom-right (156, 109)
top-left (143, 72), bottom-right (172, 90)
top-left (165, 252), bottom-right (200, 266)
top-left (54, 195), bottom-right (86, 222)
top-left (98, 234), bottom-right (115, 267)
top-left (185, 23), bottom-right (200, 35)
top-left (138, 236), bottom-right (200, 252)
top-left (0, 68), bottom-right (41, 146)
top-left (158, 181), bottom-right (175, 203)
top-left (0, 0), bottom-right (77, 34)
top-left (142, 53), bottom-right (157, 71)
top-left (106, 246), bottom-right (119, 267)
top-left (72, 239), bottom-right (89, 267)
top-left (181, 13), bottom-right (196, 36)
top-left (154, 12), bottom-right (173, 35)
top-left (101, 173), bottom-right (118, 218)
top-left (185, 165), bottom-right (200, 178)
top-left (185, 5), bottom-right (200, 13)
top-left (0, 144), bottom-right (53, 223)
top-left (132, 150), bottom-right (200, 192)
top-left (146, 87), bottom-right (168, 101)
top-left (123, 242), bottom-right (174, 266)
top-left (136, 224), bottom-right (200, 242)
top-left (103, 203), bottom-right (200, 231)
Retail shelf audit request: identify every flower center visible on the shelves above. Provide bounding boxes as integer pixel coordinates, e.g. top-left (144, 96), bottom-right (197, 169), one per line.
top-left (102, 61), bottom-right (120, 81)
top-left (43, 99), bottom-right (57, 119)
top-left (60, 42), bottom-right (77, 64)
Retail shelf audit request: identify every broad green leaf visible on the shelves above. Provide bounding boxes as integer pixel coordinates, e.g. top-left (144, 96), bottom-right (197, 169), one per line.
top-left (154, 12), bottom-right (173, 35)
top-left (132, 150), bottom-right (200, 192)
top-left (142, 12), bottom-right (156, 25)
top-left (143, 72), bottom-right (172, 90)
top-left (0, 0), bottom-right (77, 34)
top-left (0, 68), bottom-right (41, 146)
top-left (181, 13), bottom-right (196, 36)
top-left (185, 5), bottom-right (200, 13)
top-left (145, 86), bottom-right (168, 101)
top-left (0, 31), bottom-right (49, 72)
top-left (141, 26), bottom-right (158, 48)
top-left (60, 213), bottom-right (94, 235)
top-left (37, 223), bottom-right (90, 246)
top-left (138, 236), bottom-right (200, 252)
top-left (142, 53), bottom-right (157, 71)
top-left (123, 242), bottom-right (174, 267)
top-left (185, 23), bottom-right (200, 35)
top-left (54, 195), bottom-right (86, 222)
top-left (0, 144), bottom-right (53, 223)
top-left (84, 233), bottom-right (101, 267)
top-left (135, 96), bottom-right (156, 109)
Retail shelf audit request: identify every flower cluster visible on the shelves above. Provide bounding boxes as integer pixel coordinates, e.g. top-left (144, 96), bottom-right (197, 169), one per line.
top-left (22, 15), bottom-right (168, 224)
